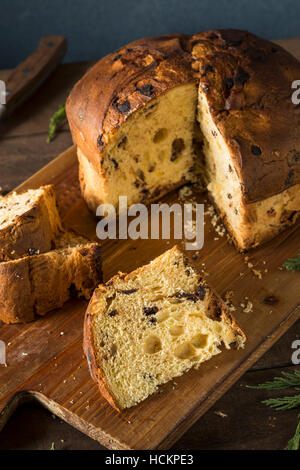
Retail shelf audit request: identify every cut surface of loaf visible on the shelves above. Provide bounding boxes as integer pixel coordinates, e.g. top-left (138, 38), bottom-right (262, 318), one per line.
top-left (0, 185), bottom-right (63, 261)
top-left (84, 246), bottom-right (245, 410)
top-left (67, 30), bottom-right (300, 250)
top-left (78, 83), bottom-right (198, 211)
top-left (197, 90), bottom-right (300, 250)
top-left (0, 231), bottom-right (102, 324)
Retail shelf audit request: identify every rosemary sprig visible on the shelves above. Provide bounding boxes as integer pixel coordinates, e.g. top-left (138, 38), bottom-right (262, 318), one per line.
top-left (283, 253), bottom-right (300, 272)
top-left (247, 370), bottom-right (300, 390)
top-left (262, 393), bottom-right (300, 411)
top-left (286, 415), bottom-right (300, 450)
top-left (50, 442), bottom-right (55, 450)
top-left (47, 103), bottom-right (66, 143)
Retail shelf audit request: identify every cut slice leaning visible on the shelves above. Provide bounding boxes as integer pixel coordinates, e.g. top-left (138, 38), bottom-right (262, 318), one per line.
top-left (0, 185), bottom-right (62, 261)
top-left (84, 246), bottom-right (245, 410)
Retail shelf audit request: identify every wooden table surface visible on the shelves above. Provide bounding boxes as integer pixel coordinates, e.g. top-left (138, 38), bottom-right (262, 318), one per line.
top-left (0, 39), bottom-right (300, 450)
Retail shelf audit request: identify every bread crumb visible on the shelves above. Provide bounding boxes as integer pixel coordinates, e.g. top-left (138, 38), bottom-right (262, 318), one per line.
top-left (224, 291), bottom-right (236, 312)
top-left (225, 301), bottom-right (236, 312)
top-left (224, 290), bottom-right (233, 301)
top-left (252, 269), bottom-right (262, 279)
top-left (205, 204), bottom-right (226, 237)
top-left (178, 185), bottom-right (193, 200)
top-left (240, 300), bottom-right (253, 313)
top-left (214, 411), bottom-right (228, 418)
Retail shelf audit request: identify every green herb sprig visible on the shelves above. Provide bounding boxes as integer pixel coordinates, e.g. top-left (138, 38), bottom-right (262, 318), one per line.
top-left (47, 103), bottom-right (66, 143)
top-left (283, 253), bottom-right (300, 272)
top-left (247, 370), bottom-right (300, 390)
top-left (286, 415), bottom-right (300, 450)
top-left (262, 394), bottom-right (300, 411)
top-left (248, 369), bottom-right (300, 450)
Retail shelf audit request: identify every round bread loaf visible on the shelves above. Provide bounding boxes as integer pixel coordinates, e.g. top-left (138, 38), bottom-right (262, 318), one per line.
top-left (67, 30), bottom-right (300, 250)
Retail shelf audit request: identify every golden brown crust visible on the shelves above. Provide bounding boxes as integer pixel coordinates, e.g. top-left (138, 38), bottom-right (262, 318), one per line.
top-left (0, 185), bottom-right (63, 261)
top-left (84, 294), bottom-right (121, 412)
top-left (67, 30), bottom-right (300, 204)
top-left (0, 243), bottom-right (102, 324)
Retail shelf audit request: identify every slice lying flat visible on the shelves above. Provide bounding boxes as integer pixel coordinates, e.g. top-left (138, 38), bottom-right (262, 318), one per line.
top-left (84, 246), bottom-right (245, 410)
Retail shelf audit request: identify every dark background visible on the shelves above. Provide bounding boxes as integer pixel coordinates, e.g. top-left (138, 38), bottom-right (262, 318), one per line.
top-left (1, 0), bottom-right (300, 69)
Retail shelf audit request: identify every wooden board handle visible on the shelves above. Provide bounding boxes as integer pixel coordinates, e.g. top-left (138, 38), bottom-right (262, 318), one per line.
top-left (4, 36), bottom-right (67, 116)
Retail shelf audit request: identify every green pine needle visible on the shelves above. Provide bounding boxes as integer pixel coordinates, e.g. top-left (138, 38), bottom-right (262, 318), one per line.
top-left (285, 415), bottom-right (300, 450)
top-left (262, 393), bottom-right (300, 411)
top-left (283, 253), bottom-right (300, 272)
top-left (47, 103), bottom-right (66, 143)
top-left (247, 370), bottom-right (300, 391)
top-left (249, 370), bottom-right (300, 449)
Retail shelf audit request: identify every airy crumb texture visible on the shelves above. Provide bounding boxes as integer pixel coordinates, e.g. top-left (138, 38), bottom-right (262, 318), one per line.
top-left (0, 231), bottom-right (102, 324)
top-left (84, 246), bottom-right (245, 410)
top-left (197, 90), bottom-right (300, 251)
top-left (0, 185), bottom-right (63, 261)
top-left (78, 83), bottom-right (198, 211)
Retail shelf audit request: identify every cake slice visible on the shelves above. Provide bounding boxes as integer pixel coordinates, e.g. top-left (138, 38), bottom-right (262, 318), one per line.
top-left (0, 231), bottom-right (102, 324)
top-left (84, 246), bottom-right (245, 410)
top-left (0, 185), bottom-right (63, 261)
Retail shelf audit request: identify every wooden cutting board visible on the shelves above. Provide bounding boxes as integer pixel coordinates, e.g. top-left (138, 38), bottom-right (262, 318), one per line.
top-left (0, 145), bottom-right (299, 449)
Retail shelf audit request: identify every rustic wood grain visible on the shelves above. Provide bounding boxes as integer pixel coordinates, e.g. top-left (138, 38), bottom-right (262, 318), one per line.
top-left (3, 36), bottom-right (67, 118)
top-left (0, 62), bottom-right (92, 141)
top-left (1, 323), bottom-right (299, 451)
top-left (0, 38), bottom-right (299, 450)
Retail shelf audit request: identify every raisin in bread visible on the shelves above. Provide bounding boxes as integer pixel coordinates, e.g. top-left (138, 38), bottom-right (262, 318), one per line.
top-left (84, 246), bottom-right (245, 410)
top-left (0, 231), bottom-right (102, 324)
top-left (0, 185), bottom-right (62, 261)
top-left (67, 30), bottom-right (300, 251)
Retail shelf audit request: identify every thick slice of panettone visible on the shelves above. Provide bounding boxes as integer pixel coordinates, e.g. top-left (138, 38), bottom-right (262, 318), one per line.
top-left (84, 246), bottom-right (245, 410)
